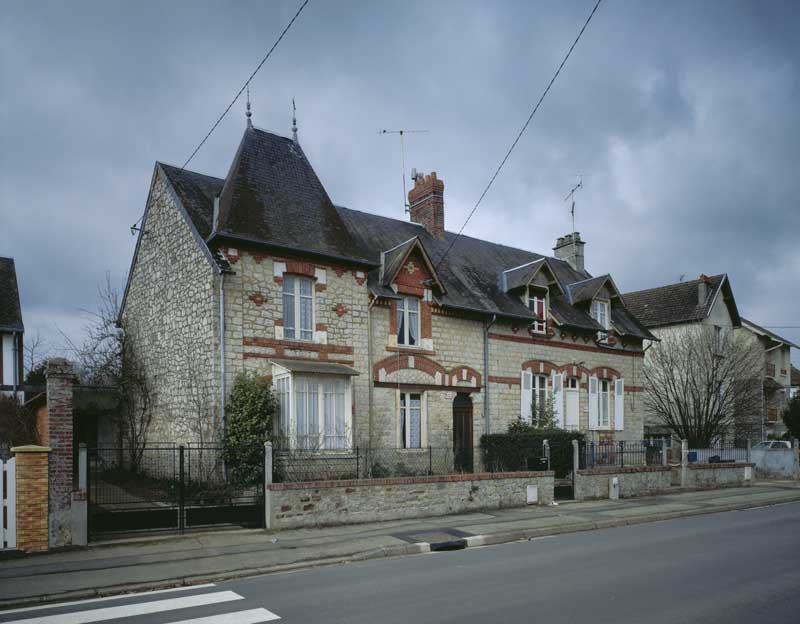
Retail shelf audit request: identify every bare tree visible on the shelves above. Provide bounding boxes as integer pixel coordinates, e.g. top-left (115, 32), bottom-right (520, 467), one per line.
top-left (118, 333), bottom-right (154, 472)
top-left (23, 330), bottom-right (49, 383)
top-left (643, 325), bottom-right (763, 446)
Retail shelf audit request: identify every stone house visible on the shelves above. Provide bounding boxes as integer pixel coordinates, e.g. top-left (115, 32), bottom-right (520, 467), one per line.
top-left (738, 319), bottom-right (797, 437)
top-left (624, 274), bottom-right (797, 442)
top-left (0, 257), bottom-right (24, 401)
top-left (119, 121), bottom-right (656, 461)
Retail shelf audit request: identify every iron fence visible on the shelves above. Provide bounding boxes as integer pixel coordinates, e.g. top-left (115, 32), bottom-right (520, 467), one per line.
top-left (687, 442), bottom-right (749, 464)
top-left (272, 447), bottom-right (471, 483)
top-left (582, 441), bottom-right (664, 469)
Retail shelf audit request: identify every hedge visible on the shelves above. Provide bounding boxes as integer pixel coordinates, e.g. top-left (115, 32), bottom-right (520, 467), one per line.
top-left (480, 430), bottom-right (585, 477)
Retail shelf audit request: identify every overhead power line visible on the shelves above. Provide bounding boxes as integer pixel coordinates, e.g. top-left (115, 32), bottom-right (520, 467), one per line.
top-left (434, 0), bottom-right (604, 271)
top-left (181, 0), bottom-right (311, 170)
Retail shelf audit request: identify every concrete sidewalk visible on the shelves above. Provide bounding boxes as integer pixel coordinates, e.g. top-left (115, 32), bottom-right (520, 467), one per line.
top-left (2, 481), bottom-right (799, 609)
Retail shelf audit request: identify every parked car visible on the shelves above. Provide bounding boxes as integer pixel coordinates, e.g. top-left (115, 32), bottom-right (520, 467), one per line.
top-left (753, 441), bottom-right (791, 450)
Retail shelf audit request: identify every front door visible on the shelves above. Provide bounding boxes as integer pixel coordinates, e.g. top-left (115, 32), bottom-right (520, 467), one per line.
top-left (565, 377), bottom-right (579, 429)
top-left (453, 394), bottom-right (473, 473)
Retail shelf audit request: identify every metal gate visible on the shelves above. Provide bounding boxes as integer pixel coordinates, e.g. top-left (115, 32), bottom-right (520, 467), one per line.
top-left (88, 445), bottom-right (264, 539)
top-left (546, 439), bottom-right (577, 500)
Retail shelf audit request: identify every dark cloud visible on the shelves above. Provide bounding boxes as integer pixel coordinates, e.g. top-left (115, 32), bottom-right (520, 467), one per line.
top-left (1, 0), bottom-right (798, 364)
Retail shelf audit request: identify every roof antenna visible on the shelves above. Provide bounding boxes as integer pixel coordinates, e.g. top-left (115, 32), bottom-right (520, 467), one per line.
top-left (564, 175), bottom-right (584, 235)
top-left (292, 98), bottom-right (298, 143)
top-left (379, 129), bottom-right (429, 213)
top-left (246, 86), bottom-right (253, 128)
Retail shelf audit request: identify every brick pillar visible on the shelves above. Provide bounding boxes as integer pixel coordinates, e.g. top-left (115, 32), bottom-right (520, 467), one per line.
top-left (12, 445), bottom-right (51, 552)
top-left (45, 358), bottom-right (75, 547)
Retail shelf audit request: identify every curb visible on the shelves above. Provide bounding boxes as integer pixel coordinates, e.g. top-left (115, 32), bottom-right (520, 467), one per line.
top-left (2, 494), bottom-right (798, 611)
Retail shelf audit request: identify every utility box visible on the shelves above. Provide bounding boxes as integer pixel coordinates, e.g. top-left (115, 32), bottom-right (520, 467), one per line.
top-left (609, 477), bottom-right (620, 500)
top-left (526, 485), bottom-right (539, 505)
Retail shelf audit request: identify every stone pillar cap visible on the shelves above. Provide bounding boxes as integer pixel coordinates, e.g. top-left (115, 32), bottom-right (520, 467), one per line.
top-left (11, 445), bottom-right (52, 453)
top-left (46, 358), bottom-right (75, 377)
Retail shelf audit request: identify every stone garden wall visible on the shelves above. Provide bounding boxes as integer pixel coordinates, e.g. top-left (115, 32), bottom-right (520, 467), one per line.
top-left (574, 466), bottom-right (671, 501)
top-left (268, 471), bottom-right (554, 529)
top-left (680, 463), bottom-right (754, 489)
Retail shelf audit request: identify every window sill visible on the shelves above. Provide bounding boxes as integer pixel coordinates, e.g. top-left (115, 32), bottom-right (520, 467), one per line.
top-left (386, 345), bottom-right (436, 356)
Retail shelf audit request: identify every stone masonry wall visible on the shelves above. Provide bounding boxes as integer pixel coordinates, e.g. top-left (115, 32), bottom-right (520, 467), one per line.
top-left (574, 466), bottom-right (671, 501)
top-left (268, 471), bottom-right (554, 529)
top-left (681, 463), bottom-right (754, 489)
top-left (488, 318), bottom-right (646, 440)
top-left (121, 167), bottom-right (220, 444)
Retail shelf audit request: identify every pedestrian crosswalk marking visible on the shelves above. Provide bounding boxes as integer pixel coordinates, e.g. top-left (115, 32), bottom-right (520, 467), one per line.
top-left (4, 590), bottom-right (243, 624)
top-left (0, 584), bottom-right (217, 616)
top-left (165, 607), bottom-right (281, 623)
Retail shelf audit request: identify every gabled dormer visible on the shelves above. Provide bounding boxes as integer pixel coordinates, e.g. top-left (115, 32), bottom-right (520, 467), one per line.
top-left (502, 258), bottom-right (564, 334)
top-left (380, 236), bottom-right (445, 297)
top-left (567, 274), bottom-right (626, 342)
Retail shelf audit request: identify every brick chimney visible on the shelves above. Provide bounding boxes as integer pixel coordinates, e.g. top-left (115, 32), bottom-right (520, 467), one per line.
top-left (553, 232), bottom-right (586, 272)
top-left (408, 170), bottom-right (445, 238)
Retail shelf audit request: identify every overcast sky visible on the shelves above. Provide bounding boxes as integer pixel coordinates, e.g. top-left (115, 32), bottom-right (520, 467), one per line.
top-left (1, 0), bottom-right (798, 367)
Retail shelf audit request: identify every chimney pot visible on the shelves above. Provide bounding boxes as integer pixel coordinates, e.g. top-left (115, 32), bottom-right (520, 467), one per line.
top-left (553, 232), bottom-right (586, 272)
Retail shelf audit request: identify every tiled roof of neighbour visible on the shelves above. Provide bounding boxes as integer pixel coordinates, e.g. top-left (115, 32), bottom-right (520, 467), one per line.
top-left (791, 366), bottom-right (800, 386)
top-left (622, 274), bottom-right (738, 328)
top-left (741, 318), bottom-right (800, 349)
top-left (0, 257), bottom-right (23, 332)
top-left (156, 125), bottom-right (654, 339)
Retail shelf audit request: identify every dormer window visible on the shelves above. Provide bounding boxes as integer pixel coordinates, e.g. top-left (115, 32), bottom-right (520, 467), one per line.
top-left (591, 300), bottom-right (609, 342)
top-left (528, 288), bottom-right (547, 334)
top-left (397, 296), bottom-right (420, 346)
top-left (283, 275), bottom-right (314, 341)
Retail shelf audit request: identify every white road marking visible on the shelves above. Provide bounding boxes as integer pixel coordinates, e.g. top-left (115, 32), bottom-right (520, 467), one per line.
top-left (165, 607), bottom-right (281, 623)
top-left (4, 591), bottom-right (243, 624)
top-left (0, 584), bottom-right (217, 616)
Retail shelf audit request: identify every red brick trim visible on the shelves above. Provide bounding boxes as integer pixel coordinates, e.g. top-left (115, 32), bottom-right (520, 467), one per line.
top-left (268, 470), bottom-right (553, 491)
top-left (421, 301), bottom-right (432, 339)
top-left (315, 323), bottom-right (328, 332)
top-left (373, 381), bottom-right (481, 393)
top-left (577, 466), bottom-right (670, 476)
top-left (372, 353), bottom-right (482, 387)
top-left (334, 303), bottom-right (348, 317)
top-left (488, 332), bottom-right (644, 358)
top-left (315, 283), bottom-right (327, 292)
top-left (284, 260), bottom-right (317, 278)
top-left (248, 292), bottom-right (266, 306)
top-left (522, 359), bottom-right (622, 380)
top-left (389, 300), bottom-right (398, 335)
top-left (489, 375), bottom-right (520, 386)
top-left (244, 353), bottom-right (355, 366)
top-left (395, 283), bottom-right (425, 297)
top-left (352, 270), bottom-right (367, 286)
top-left (243, 336), bottom-right (353, 362)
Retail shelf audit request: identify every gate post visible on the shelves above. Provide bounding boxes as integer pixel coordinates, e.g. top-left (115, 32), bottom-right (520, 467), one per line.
top-left (746, 438), bottom-right (752, 463)
top-left (572, 439), bottom-right (579, 475)
top-left (680, 439), bottom-right (688, 487)
top-left (264, 442), bottom-right (273, 530)
top-left (543, 439), bottom-right (550, 472)
top-left (661, 443), bottom-right (668, 467)
top-left (178, 445), bottom-right (185, 533)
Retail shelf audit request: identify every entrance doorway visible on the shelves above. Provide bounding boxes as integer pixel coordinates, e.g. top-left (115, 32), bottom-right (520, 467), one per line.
top-left (452, 393), bottom-right (474, 473)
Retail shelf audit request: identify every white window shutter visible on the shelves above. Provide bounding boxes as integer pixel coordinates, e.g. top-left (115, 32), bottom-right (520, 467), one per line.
top-left (614, 379), bottom-right (625, 430)
top-left (520, 370), bottom-right (533, 422)
top-left (588, 375), bottom-right (599, 430)
top-left (552, 373), bottom-right (564, 429)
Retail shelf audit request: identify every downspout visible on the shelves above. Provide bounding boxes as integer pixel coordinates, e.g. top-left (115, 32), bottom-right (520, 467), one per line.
top-left (12, 331), bottom-right (20, 398)
top-left (219, 272), bottom-right (227, 441)
top-left (367, 295), bottom-right (378, 446)
top-left (483, 314), bottom-right (497, 436)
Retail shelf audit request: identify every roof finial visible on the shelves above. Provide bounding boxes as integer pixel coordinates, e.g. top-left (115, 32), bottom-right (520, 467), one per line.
top-left (246, 86), bottom-right (253, 128)
top-left (291, 98), bottom-right (298, 143)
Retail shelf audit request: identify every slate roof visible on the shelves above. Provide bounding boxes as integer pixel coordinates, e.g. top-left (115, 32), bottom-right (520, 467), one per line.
top-left (0, 257), bottom-right (23, 332)
top-left (622, 274), bottom-right (740, 329)
top-left (270, 359), bottom-right (360, 376)
top-left (154, 125), bottom-right (653, 339)
top-left (741, 318), bottom-right (800, 349)
top-left (566, 274), bottom-right (618, 305)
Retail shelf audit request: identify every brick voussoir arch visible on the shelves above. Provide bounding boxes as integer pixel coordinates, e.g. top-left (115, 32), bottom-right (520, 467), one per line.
top-left (521, 359), bottom-right (621, 380)
top-left (373, 354), bottom-right (482, 387)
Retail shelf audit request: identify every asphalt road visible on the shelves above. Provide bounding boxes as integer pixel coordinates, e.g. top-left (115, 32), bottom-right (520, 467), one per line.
top-left (3, 502), bottom-right (799, 623)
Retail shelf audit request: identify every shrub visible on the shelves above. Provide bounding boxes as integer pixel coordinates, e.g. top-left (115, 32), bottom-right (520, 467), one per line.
top-left (223, 372), bottom-right (277, 489)
top-left (782, 394), bottom-right (800, 441)
top-left (480, 426), bottom-right (584, 477)
top-left (0, 396), bottom-right (37, 447)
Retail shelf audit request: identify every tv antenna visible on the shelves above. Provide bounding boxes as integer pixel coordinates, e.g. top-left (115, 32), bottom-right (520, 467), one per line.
top-left (564, 175), bottom-right (584, 235)
top-left (379, 129), bottom-right (429, 212)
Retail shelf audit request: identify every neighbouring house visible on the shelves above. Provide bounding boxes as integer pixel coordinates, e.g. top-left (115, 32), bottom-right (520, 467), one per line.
top-left (119, 119), bottom-right (656, 464)
top-left (738, 319), bottom-right (797, 438)
top-left (791, 366), bottom-right (799, 400)
top-left (0, 257), bottom-right (24, 401)
top-left (623, 274), bottom-right (743, 444)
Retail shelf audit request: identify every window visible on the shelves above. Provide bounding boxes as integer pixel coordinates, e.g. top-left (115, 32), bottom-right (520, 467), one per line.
top-left (531, 374), bottom-right (548, 419)
top-left (599, 379), bottom-right (610, 428)
top-left (282, 276), bottom-right (314, 341)
top-left (567, 377), bottom-right (579, 390)
top-left (400, 392), bottom-right (422, 448)
top-left (591, 300), bottom-right (609, 342)
top-left (397, 296), bottom-right (420, 346)
top-left (274, 375), bottom-right (350, 449)
top-left (528, 289), bottom-right (547, 333)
